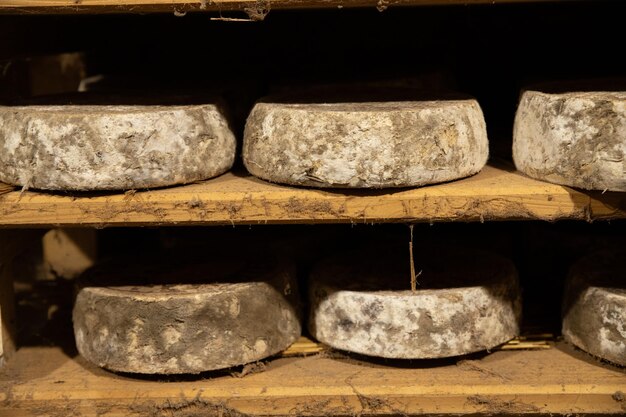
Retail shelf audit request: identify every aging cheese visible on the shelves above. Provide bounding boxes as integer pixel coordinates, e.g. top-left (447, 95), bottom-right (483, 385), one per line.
top-left (73, 255), bottom-right (300, 374)
top-left (0, 97), bottom-right (236, 191)
top-left (563, 250), bottom-right (626, 366)
top-left (309, 247), bottom-right (521, 358)
top-left (513, 89), bottom-right (626, 191)
top-left (244, 94), bottom-right (488, 188)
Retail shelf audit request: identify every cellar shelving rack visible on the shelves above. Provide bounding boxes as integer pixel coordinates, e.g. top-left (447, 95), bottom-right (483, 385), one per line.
top-left (1, 171), bottom-right (625, 416)
top-left (1, 1), bottom-right (625, 416)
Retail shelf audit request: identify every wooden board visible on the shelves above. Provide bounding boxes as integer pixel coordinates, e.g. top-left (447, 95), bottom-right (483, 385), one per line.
top-left (0, 341), bottom-right (624, 416)
top-left (0, 164), bottom-right (624, 227)
top-left (0, 0), bottom-right (573, 15)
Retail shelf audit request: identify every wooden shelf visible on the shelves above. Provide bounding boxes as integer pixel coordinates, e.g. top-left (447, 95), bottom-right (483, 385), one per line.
top-left (0, 164), bottom-right (624, 228)
top-left (1, 340), bottom-right (624, 416)
top-left (0, 0), bottom-right (572, 15)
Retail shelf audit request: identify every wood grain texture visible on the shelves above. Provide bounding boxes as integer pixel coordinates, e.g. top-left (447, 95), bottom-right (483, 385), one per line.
top-left (0, 0), bottom-right (574, 15)
top-left (0, 183), bottom-right (14, 197)
top-left (0, 164), bottom-right (624, 227)
top-left (0, 342), bottom-right (624, 415)
top-left (0, 166), bottom-right (626, 227)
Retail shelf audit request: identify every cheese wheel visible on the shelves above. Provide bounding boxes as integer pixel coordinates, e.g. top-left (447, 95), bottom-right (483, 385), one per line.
top-left (73, 255), bottom-right (300, 374)
top-left (0, 96), bottom-right (236, 191)
top-left (513, 89), bottom-right (626, 191)
top-left (243, 92), bottom-right (488, 188)
top-left (309, 247), bottom-right (521, 359)
top-left (562, 250), bottom-right (626, 366)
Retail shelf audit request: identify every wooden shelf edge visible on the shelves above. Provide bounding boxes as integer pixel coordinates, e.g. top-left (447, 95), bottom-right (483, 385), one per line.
top-left (0, 0), bottom-right (574, 15)
top-left (1, 341), bottom-right (624, 415)
top-left (0, 164), bottom-right (624, 227)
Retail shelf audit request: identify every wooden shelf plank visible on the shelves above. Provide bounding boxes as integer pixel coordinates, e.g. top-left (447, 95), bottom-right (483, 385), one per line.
top-left (0, 341), bottom-right (624, 415)
top-left (0, 0), bottom-right (574, 15)
top-left (0, 164), bottom-right (624, 227)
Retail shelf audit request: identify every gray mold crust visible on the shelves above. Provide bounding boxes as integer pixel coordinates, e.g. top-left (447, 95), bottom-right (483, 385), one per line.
top-left (513, 90), bottom-right (626, 191)
top-left (73, 261), bottom-right (301, 374)
top-left (243, 99), bottom-right (488, 188)
top-left (308, 248), bottom-right (521, 359)
top-left (562, 250), bottom-right (626, 366)
top-left (0, 103), bottom-right (236, 191)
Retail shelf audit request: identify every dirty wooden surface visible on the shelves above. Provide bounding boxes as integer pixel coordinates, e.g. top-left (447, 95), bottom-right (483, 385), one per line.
top-left (0, 164), bottom-right (624, 227)
top-left (0, 0), bottom-right (573, 15)
top-left (0, 340), bottom-right (624, 416)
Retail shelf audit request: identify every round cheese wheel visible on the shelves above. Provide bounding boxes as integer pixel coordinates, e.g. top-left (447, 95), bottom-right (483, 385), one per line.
top-left (513, 89), bottom-right (626, 191)
top-left (243, 92), bottom-right (488, 188)
top-left (562, 250), bottom-right (626, 366)
top-left (309, 246), bottom-right (521, 359)
top-left (73, 255), bottom-right (300, 374)
top-left (0, 96), bottom-right (236, 191)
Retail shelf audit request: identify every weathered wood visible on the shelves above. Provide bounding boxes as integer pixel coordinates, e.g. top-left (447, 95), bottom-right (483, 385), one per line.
top-left (0, 342), bottom-right (624, 415)
top-left (0, 164), bottom-right (624, 227)
top-left (0, 0), bottom-right (576, 15)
